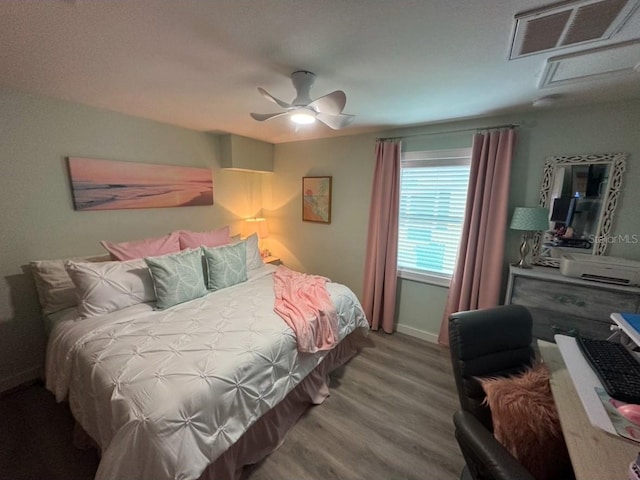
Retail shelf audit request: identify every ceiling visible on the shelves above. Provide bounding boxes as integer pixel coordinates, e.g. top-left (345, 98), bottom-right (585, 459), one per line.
top-left (1, 0), bottom-right (639, 144)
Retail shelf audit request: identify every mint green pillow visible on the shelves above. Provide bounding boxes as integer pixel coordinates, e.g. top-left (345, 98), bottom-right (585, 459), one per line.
top-left (202, 242), bottom-right (247, 291)
top-left (144, 249), bottom-right (207, 309)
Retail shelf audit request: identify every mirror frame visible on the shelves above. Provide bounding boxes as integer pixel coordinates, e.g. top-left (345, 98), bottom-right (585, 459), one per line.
top-left (532, 152), bottom-right (627, 268)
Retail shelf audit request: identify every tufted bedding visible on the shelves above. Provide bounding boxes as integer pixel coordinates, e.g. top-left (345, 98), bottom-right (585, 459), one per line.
top-left (45, 264), bottom-right (368, 480)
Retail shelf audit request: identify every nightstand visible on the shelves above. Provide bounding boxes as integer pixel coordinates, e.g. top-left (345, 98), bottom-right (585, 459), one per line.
top-left (262, 255), bottom-right (281, 266)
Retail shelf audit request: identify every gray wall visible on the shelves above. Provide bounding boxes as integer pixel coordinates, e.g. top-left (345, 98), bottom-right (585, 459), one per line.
top-left (270, 99), bottom-right (640, 341)
top-left (0, 90), bottom-right (266, 391)
top-left (265, 134), bottom-right (377, 294)
top-left (2, 89), bottom-right (639, 391)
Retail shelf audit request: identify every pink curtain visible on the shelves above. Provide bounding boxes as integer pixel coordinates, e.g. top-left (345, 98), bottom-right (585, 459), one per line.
top-left (362, 140), bottom-right (401, 333)
top-left (438, 129), bottom-right (516, 346)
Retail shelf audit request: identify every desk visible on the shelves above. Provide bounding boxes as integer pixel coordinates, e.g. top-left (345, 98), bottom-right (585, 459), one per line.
top-left (538, 340), bottom-right (638, 480)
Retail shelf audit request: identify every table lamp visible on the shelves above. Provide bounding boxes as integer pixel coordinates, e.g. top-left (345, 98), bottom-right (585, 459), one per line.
top-left (509, 207), bottom-right (549, 269)
top-left (243, 217), bottom-right (269, 256)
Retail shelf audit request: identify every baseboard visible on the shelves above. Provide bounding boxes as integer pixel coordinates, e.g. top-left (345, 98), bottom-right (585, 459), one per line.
top-left (395, 324), bottom-right (439, 344)
top-left (0, 365), bottom-right (43, 394)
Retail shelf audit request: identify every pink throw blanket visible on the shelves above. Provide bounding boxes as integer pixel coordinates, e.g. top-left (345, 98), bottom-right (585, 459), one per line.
top-left (273, 266), bottom-right (338, 353)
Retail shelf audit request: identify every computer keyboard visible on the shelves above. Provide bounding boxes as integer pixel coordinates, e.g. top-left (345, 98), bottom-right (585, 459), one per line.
top-left (576, 336), bottom-right (640, 404)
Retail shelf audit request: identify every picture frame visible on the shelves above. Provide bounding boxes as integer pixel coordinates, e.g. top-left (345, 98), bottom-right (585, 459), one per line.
top-left (67, 157), bottom-right (213, 211)
top-left (302, 176), bottom-right (332, 224)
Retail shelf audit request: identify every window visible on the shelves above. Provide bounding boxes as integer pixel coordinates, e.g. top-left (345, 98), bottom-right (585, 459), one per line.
top-left (397, 148), bottom-right (472, 286)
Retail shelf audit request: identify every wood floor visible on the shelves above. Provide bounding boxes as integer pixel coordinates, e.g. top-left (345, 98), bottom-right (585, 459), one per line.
top-left (0, 332), bottom-right (464, 480)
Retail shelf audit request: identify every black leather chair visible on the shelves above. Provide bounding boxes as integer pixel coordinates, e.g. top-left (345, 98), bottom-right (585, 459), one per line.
top-left (449, 305), bottom-right (536, 480)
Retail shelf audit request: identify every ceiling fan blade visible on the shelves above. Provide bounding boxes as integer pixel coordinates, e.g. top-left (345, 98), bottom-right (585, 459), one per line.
top-left (316, 112), bottom-right (355, 130)
top-left (250, 112), bottom-right (288, 122)
top-left (308, 90), bottom-right (346, 115)
top-left (258, 88), bottom-right (292, 109)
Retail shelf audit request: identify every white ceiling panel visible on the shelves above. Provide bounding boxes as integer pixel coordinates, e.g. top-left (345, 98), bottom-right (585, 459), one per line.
top-left (1, 0), bottom-right (639, 143)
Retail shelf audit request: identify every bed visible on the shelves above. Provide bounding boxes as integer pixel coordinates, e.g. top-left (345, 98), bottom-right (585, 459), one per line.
top-left (38, 246), bottom-right (369, 480)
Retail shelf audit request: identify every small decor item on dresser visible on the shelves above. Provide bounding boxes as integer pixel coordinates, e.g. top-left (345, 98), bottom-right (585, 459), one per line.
top-left (510, 206), bottom-right (550, 269)
top-left (302, 176), bottom-right (332, 224)
top-left (67, 157), bottom-right (213, 211)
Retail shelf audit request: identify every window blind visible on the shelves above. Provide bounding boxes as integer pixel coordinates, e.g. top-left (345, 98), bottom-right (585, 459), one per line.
top-left (398, 149), bottom-right (471, 281)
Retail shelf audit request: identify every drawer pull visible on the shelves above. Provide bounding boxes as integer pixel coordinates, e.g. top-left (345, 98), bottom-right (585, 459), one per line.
top-left (552, 294), bottom-right (586, 307)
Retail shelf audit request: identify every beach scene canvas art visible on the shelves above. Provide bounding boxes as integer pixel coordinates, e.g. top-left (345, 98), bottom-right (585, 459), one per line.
top-left (302, 176), bottom-right (331, 223)
top-left (68, 157), bottom-right (213, 211)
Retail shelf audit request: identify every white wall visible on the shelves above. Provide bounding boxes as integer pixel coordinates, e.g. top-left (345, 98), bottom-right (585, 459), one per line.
top-left (0, 90), bottom-right (266, 391)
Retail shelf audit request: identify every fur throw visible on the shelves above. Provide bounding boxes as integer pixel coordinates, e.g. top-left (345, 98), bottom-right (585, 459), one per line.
top-left (480, 363), bottom-right (572, 480)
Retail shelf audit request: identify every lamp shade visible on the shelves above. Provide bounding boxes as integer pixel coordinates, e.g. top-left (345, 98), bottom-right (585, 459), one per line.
top-left (509, 207), bottom-right (549, 231)
top-left (243, 217), bottom-right (269, 239)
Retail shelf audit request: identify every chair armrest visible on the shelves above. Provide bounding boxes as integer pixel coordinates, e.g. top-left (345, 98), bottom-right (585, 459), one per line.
top-left (453, 410), bottom-right (535, 480)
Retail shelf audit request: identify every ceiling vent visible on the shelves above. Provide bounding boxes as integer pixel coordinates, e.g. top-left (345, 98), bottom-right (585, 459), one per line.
top-left (509, 0), bottom-right (640, 59)
top-left (539, 38), bottom-right (640, 87)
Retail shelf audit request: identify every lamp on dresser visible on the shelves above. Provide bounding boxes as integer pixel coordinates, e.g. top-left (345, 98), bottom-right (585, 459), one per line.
top-left (510, 207), bottom-right (549, 269)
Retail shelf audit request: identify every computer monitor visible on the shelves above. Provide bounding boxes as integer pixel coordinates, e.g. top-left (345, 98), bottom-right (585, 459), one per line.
top-left (550, 196), bottom-right (576, 225)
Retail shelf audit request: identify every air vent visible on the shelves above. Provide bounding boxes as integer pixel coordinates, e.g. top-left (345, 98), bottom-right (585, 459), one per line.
top-left (539, 38), bottom-right (640, 87)
top-left (510, 0), bottom-right (640, 59)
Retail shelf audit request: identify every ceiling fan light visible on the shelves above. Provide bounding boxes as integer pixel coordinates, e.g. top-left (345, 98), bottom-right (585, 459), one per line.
top-left (290, 110), bottom-right (316, 125)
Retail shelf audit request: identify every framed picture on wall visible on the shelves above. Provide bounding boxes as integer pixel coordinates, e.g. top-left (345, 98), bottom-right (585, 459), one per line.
top-left (302, 176), bottom-right (332, 224)
top-left (67, 157), bottom-right (213, 211)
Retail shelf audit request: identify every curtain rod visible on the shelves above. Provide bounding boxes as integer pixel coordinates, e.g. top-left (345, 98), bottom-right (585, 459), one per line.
top-left (376, 123), bottom-right (520, 142)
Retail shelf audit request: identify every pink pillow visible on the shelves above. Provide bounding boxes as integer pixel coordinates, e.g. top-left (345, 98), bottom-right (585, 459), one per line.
top-left (178, 226), bottom-right (230, 249)
top-left (100, 232), bottom-right (181, 261)
top-left (480, 363), bottom-right (572, 480)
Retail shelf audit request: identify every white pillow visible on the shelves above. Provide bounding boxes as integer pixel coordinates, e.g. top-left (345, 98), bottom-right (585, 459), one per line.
top-left (244, 233), bottom-right (263, 271)
top-left (65, 259), bottom-right (156, 318)
top-left (30, 254), bottom-right (110, 314)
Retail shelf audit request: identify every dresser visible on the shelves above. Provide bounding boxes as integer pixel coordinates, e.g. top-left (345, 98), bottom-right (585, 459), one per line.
top-left (505, 265), bottom-right (640, 341)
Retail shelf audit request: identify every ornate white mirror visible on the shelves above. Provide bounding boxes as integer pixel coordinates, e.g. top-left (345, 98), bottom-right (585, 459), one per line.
top-left (532, 152), bottom-right (627, 268)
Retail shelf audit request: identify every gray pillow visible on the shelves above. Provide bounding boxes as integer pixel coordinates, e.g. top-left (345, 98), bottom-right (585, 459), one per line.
top-left (144, 249), bottom-right (207, 309)
top-left (202, 242), bottom-right (248, 291)
top-left (244, 233), bottom-right (264, 271)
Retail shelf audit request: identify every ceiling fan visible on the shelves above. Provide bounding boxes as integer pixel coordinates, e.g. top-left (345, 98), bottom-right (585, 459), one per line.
top-left (250, 71), bottom-right (355, 130)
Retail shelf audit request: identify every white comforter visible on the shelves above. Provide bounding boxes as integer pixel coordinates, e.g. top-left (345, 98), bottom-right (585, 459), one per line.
top-left (46, 265), bottom-right (368, 480)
